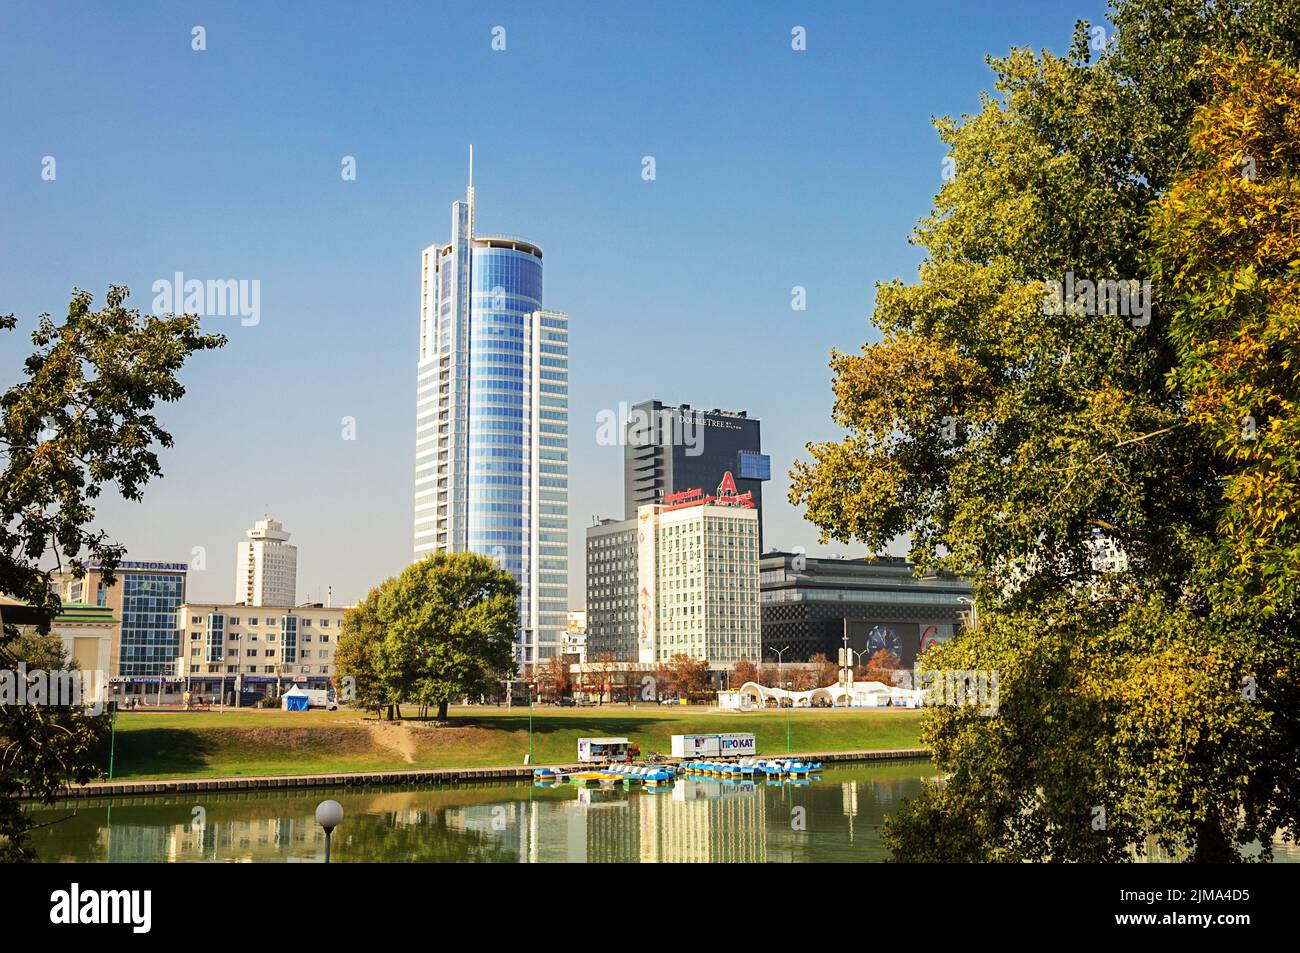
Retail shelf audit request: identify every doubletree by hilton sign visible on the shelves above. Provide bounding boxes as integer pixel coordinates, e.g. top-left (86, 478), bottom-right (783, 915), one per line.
top-left (660, 471), bottom-right (755, 510)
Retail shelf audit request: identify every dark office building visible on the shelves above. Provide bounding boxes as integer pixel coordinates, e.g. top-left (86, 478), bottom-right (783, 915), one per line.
top-left (586, 399), bottom-right (769, 661)
top-left (585, 517), bottom-right (638, 660)
top-left (624, 401), bottom-right (769, 531)
top-left (760, 552), bottom-right (972, 669)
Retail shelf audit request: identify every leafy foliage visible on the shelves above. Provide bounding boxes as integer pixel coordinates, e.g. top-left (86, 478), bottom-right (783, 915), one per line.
top-left (0, 285), bottom-right (224, 861)
top-left (1151, 50), bottom-right (1300, 615)
top-left (334, 584), bottom-right (389, 715)
top-left (655, 654), bottom-right (711, 699)
top-left (791, 2), bottom-right (1300, 861)
top-left (729, 658), bottom-right (759, 689)
top-left (336, 552), bottom-right (519, 721)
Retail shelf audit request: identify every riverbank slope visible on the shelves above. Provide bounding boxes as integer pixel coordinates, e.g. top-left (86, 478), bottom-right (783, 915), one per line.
top-left (96, 705), bottom-right (924, 781)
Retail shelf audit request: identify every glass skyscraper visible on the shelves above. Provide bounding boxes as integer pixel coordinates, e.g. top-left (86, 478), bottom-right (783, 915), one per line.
top-left (414, 154), bottom-right (569, 666)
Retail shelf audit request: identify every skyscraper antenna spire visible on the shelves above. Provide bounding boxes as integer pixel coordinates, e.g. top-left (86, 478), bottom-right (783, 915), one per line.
top-left (467, 144), bottom-right (476, 236)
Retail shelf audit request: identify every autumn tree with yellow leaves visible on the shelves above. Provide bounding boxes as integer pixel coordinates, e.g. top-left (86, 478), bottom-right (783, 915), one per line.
top-left (792, 2), bottom-right (1300, 862)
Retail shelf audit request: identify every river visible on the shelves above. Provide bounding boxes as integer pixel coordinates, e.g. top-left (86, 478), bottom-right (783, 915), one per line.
top-left (30, 760), bottom-right (1299, 862)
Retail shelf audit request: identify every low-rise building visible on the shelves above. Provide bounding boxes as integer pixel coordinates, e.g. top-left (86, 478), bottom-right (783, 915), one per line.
top-left (49, 560), bottom-right (189, 696)
top-left (178, 601), bottom-right (347, 698)
top-left (50, 602), bottom-right (115, 702)
top-left (0, 597), bottom-right (115, 704)
top-left (759, 552), bottom-right (972, 668)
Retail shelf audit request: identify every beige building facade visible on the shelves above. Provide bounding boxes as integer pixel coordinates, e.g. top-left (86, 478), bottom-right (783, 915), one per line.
top-left (636, 475), bottom-right (761, 668)
top-left (178, 601), bottom-right (346, 696)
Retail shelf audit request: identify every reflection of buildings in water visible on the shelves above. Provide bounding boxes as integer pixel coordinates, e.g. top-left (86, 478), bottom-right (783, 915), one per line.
top-left (867, 778), bottom-right (896, 809)
top-left (841, 782), bottom-right (860, 844)
top-left (586, 793), bottom-right (642, 862)
top-left (80, 781), bottom-right (774, 864)
top-left (524, 798), bottom-right (588, 863)
top-left (40, 769), bottom-right (944, 864)
top-left (449, 798), bottom-right (623, 863)
top-left (636, 779), bottom-right (766, 863)
top-left (444, 801), bottom-right (525, 858)
top-left (205, 816), bottom-right (325, 861)
top-left (93, 812), bottom-right (327, 863)
top-left (101, 821), bottom-right (181, 863)
top-left (524, 788), bottom-right (640, 863)
top-left (89, 790), bottom-right (469, 863)
top-left (842, 781), bottom-right (859, 817)
top-left (511, 781), bottom-right (768, 863)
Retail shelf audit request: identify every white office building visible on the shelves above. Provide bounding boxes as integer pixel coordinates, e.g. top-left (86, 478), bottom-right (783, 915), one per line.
top-left (635, 473), bottom-right (761, 667)
top-left (235, 518), bottom-right (298, 608)
top-left (413, 152), bottom-right (569, 665)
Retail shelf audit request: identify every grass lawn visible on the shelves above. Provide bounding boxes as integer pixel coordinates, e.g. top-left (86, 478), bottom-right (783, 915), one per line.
top-left (97, 704), bottom-right (924, 781)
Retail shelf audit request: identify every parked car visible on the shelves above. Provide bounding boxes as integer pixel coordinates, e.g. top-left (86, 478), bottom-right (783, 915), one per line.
top-left (556, 697), bottom-right (576, 707)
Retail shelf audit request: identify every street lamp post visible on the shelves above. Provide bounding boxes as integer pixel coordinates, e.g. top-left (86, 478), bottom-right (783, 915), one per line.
top-left (527, 681), bottom-right (534, 766)
top-left (766, 646), bottom-right (793, 752)
top-left (316, 799), bottom-right (344, 863)
top-left (107, 699), bottom-right (117, 780)
top-left (958, 596), bottom-right (978, 631)
top-left (783, 681), bottom-right (793, 753)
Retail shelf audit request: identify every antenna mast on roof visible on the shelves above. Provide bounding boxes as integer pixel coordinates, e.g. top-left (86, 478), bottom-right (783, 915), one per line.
top-left (467, 144), bottom-right (476, 236)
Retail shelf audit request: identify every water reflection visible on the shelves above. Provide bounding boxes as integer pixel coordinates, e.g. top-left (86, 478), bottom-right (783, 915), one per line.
top-left (30, 762), bottom-right (932, 863)
top-left (33, 761), bottom-right (1295, 863)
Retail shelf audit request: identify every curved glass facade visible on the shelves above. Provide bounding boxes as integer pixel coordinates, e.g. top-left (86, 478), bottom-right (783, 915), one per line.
top-left (414, 179), bottom-right (568, 667)
top-left (467, 247), bottom-right (541, 594)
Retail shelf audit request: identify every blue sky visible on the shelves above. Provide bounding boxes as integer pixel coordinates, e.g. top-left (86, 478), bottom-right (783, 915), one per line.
top-left (1, 0), bottom-right (1109, 605)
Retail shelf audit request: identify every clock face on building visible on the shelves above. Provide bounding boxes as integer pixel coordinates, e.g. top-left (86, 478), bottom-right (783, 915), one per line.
top-left (867, 625), bottom-right (902, 657)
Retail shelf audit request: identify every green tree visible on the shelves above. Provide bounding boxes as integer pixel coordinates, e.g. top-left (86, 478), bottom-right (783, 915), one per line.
top-left (334, 582), bottom-right (393, 718)
top-left (0, 285), bottom-right (224, 860)
top-left (376, 551), bottom-right (518, 721)
top-left (791, 3), bottom-right (1300, 861)
top-left (5, 630), bottom-right (68, 672)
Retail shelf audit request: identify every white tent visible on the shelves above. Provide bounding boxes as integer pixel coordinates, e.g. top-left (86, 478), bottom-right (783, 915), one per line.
top-left (734, 679), bottom-right (921, 710)
top-left (282, 684), bottom-right (311, 711)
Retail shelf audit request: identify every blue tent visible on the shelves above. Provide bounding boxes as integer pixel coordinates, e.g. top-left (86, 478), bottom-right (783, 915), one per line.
top-left (283, 686), bottom-right (310, 711)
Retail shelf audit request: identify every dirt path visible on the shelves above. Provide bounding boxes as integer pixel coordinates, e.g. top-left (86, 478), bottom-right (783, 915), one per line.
top-left (366, 722), bottom-right (418, 764)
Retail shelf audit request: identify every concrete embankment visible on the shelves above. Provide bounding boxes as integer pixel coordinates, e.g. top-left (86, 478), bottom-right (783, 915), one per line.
top-left (52, 747), bottom-right (931, 799)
